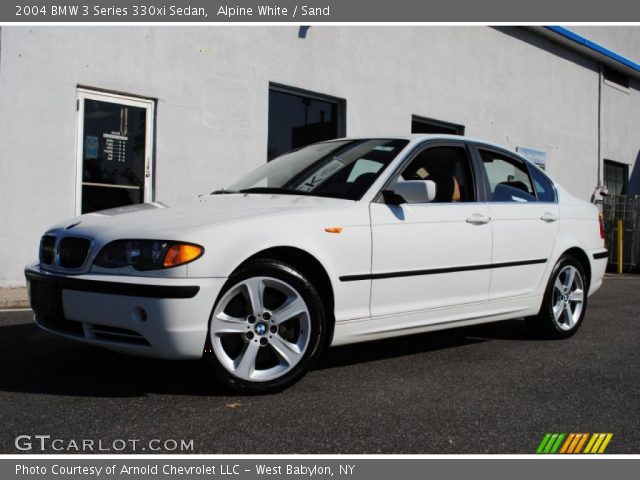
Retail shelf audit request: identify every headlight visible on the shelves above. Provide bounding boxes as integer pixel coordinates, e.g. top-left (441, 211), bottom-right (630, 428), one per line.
top-left (94, 240), bottom-right (204, 271)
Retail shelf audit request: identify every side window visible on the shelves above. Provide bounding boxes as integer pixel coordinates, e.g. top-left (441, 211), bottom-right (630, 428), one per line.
top-left (479, 149), bottom-right (536, 203)
top-left (398, 145), bottom-right (475, 203)
top-left (529, 165), bottom-right (556, 202)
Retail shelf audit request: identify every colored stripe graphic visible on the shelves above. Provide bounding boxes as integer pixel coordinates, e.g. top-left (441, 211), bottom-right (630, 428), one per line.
top-left (536, 433), bottom-right (565, 453)
top-left (543, 434), bottom-right (559, 453)
top-left (537, 433), bottom-right (612, 454)
top-left (549, 433), bottom-right (565, 453)
top-left (597, 434), bottom-right (614, 453)
top-left (573, 433), bottom-right (589, 453)
top-left (559, 433), bottom-right (576, 453)
top-left (536, 433), bottom-right (552, 453)
top-left (563, 433), bottom-right (587, 454)
top-left (584, 433), bottom-right (598, 453)
top-left (584, 433), bottom-right (614, 454)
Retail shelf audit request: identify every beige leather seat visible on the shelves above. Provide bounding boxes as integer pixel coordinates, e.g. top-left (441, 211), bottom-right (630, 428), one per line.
top-left (431, 175), bottom-right (461, 202)
top-left (451, 176), bottom-right (461, 202)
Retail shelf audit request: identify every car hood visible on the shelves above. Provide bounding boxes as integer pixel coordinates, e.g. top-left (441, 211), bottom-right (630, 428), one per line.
top-left (47, 194), bottom-right (353, 240)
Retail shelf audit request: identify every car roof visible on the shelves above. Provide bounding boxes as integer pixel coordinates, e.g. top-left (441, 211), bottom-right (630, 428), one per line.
top-left (329, 134), bottom-right (550, 176)
top-left (333, 134), bottom-right (519, 151)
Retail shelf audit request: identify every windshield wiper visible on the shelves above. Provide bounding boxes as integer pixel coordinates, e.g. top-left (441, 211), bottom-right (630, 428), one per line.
top-left (237, 187), bottom-right (312, 195)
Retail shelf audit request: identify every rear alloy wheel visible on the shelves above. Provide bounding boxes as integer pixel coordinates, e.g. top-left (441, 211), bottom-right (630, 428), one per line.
top-left (526, 256), bottom-right (588, 339)
top-left (207, 260), bottom-right (326, 393)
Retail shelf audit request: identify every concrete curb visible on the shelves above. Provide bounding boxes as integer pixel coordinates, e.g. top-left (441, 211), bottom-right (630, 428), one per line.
top-left (0, 287), bottom-right (29, 309)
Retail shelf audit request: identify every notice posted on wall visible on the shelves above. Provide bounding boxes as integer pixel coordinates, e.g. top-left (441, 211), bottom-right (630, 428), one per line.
top-left (102, 133), bottom-right (128, 163)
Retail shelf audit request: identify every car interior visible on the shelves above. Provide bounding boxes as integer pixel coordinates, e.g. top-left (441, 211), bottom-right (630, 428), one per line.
top-left (399, 146), bottom-right (475, 202)
top-left (479, 149), bottom-right (537, 202)
top-left (308, 151), bottom-right (389, 200)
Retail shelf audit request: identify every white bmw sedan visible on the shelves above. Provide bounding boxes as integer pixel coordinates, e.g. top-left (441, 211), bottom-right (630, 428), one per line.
top-left (26, 135), bottom-right (608, 393)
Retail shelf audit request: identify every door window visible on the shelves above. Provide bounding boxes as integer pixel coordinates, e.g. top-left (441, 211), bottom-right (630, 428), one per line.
top-left (479, 149), bottom-right (536, 203)
top-left (76, 90), bottom-right (154, 214)
top-left (399, 145), bottom-right (475, 202)
top-left (529, 165), bottom-right (557, 203)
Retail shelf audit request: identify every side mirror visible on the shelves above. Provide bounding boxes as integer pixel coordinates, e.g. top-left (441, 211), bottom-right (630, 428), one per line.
top-left (383, 180), bottom-right (436, 204)
top-left (381, 190), bottom-right (405, 205)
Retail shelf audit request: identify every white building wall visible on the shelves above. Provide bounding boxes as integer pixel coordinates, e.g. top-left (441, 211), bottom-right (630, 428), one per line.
top-left (1, 26), bottom-right (639, 286)
top-left (560, 25), bottom-right (640, 191)
top-left (601, 78), bottom-right (640, 192)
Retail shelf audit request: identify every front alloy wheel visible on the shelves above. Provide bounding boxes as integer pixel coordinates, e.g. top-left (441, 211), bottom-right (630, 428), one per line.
top-left (207, 259), bottom-right (326, 393)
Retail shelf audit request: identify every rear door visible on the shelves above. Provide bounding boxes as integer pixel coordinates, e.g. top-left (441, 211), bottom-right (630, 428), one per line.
top-left (472, 145), bottom-right (559, 299)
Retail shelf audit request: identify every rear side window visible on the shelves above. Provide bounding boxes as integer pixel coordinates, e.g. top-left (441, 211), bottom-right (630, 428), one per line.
top-left (529, 165), bottom-right (557, 202)
top-left (479, 149), bottom-right (536, 203)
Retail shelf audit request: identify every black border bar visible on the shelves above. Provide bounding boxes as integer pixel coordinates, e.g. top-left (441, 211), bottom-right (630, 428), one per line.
top-left (6, 1), bottom-right (640, 22)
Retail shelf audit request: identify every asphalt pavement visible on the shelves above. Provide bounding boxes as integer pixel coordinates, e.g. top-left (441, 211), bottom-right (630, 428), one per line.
top-left (1, 276), bottom-right (638, 454)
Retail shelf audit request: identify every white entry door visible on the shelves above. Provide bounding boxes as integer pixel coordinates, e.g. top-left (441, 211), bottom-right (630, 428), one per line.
top-left (75, 89), bottom-right (154, 215)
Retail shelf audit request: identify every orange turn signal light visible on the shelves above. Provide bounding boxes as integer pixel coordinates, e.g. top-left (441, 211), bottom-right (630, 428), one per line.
top-left (324, 227), bottom-right (343, 234)
top-left (163, 243), bottom-right (204, 268)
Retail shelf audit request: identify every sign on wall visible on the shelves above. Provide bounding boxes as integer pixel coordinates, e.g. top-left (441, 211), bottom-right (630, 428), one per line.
top-left (516, 146), bottom-right (548, 169)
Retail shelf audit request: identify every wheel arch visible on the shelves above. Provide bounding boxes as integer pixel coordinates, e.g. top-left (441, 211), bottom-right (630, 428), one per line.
top-left (234, 246), bottom-right (336, 349)
top-left (559, 246), bottom-right (592, 291)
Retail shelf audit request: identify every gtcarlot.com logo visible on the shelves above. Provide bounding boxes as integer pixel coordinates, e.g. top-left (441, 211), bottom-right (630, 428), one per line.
top-left (15, 435), bottom-right (194, 452)
top-left (536, 433), bottom-right (613, 454)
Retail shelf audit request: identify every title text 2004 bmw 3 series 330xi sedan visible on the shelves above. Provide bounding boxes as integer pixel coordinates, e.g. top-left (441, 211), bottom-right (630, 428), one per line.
top-left (26, 135), bottom-right (608, 393)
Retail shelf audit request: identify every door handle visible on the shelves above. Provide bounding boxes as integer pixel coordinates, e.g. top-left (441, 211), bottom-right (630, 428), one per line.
top-left (466, 214), bottom-right (491, 225)
top-left (540, 212), bottom-right (559, 223)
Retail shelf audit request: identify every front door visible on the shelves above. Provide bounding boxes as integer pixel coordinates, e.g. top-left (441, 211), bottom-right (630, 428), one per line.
top-left (370, 143), bottom-right (493, 318)
top-left (75, 89), bottom-right (154, 214)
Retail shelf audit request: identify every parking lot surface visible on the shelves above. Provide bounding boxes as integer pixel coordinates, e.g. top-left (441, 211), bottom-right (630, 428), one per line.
top-left (1, 276), bottom-right (638, 454)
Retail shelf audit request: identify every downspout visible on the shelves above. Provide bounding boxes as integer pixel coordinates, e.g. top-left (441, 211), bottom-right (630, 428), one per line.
top-left (597, 64), bottom-right (603, 187)
top-left (593, 64), bottom-right (608, 208)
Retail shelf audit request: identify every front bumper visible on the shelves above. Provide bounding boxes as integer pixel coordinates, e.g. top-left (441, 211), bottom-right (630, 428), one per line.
top-left (25, 266), bottom-right (226, 359)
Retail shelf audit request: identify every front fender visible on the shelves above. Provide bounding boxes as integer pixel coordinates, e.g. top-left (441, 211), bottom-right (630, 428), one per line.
top-left (185, 205), bottom-right (373, 322)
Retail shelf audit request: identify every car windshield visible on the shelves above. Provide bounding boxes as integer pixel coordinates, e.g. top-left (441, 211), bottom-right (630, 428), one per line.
top-left (221, 139), bottom-right (409, 200)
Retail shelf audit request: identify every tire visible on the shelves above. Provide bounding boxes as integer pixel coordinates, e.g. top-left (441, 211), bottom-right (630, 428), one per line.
top-left (526, 255), bottom-right (588, 339)
top-left (206, 259), bottom-right (326, 394)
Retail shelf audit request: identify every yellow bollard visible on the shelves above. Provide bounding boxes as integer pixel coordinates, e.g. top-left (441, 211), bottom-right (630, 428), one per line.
top-left (617, 219), bottom-right (624, 274)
